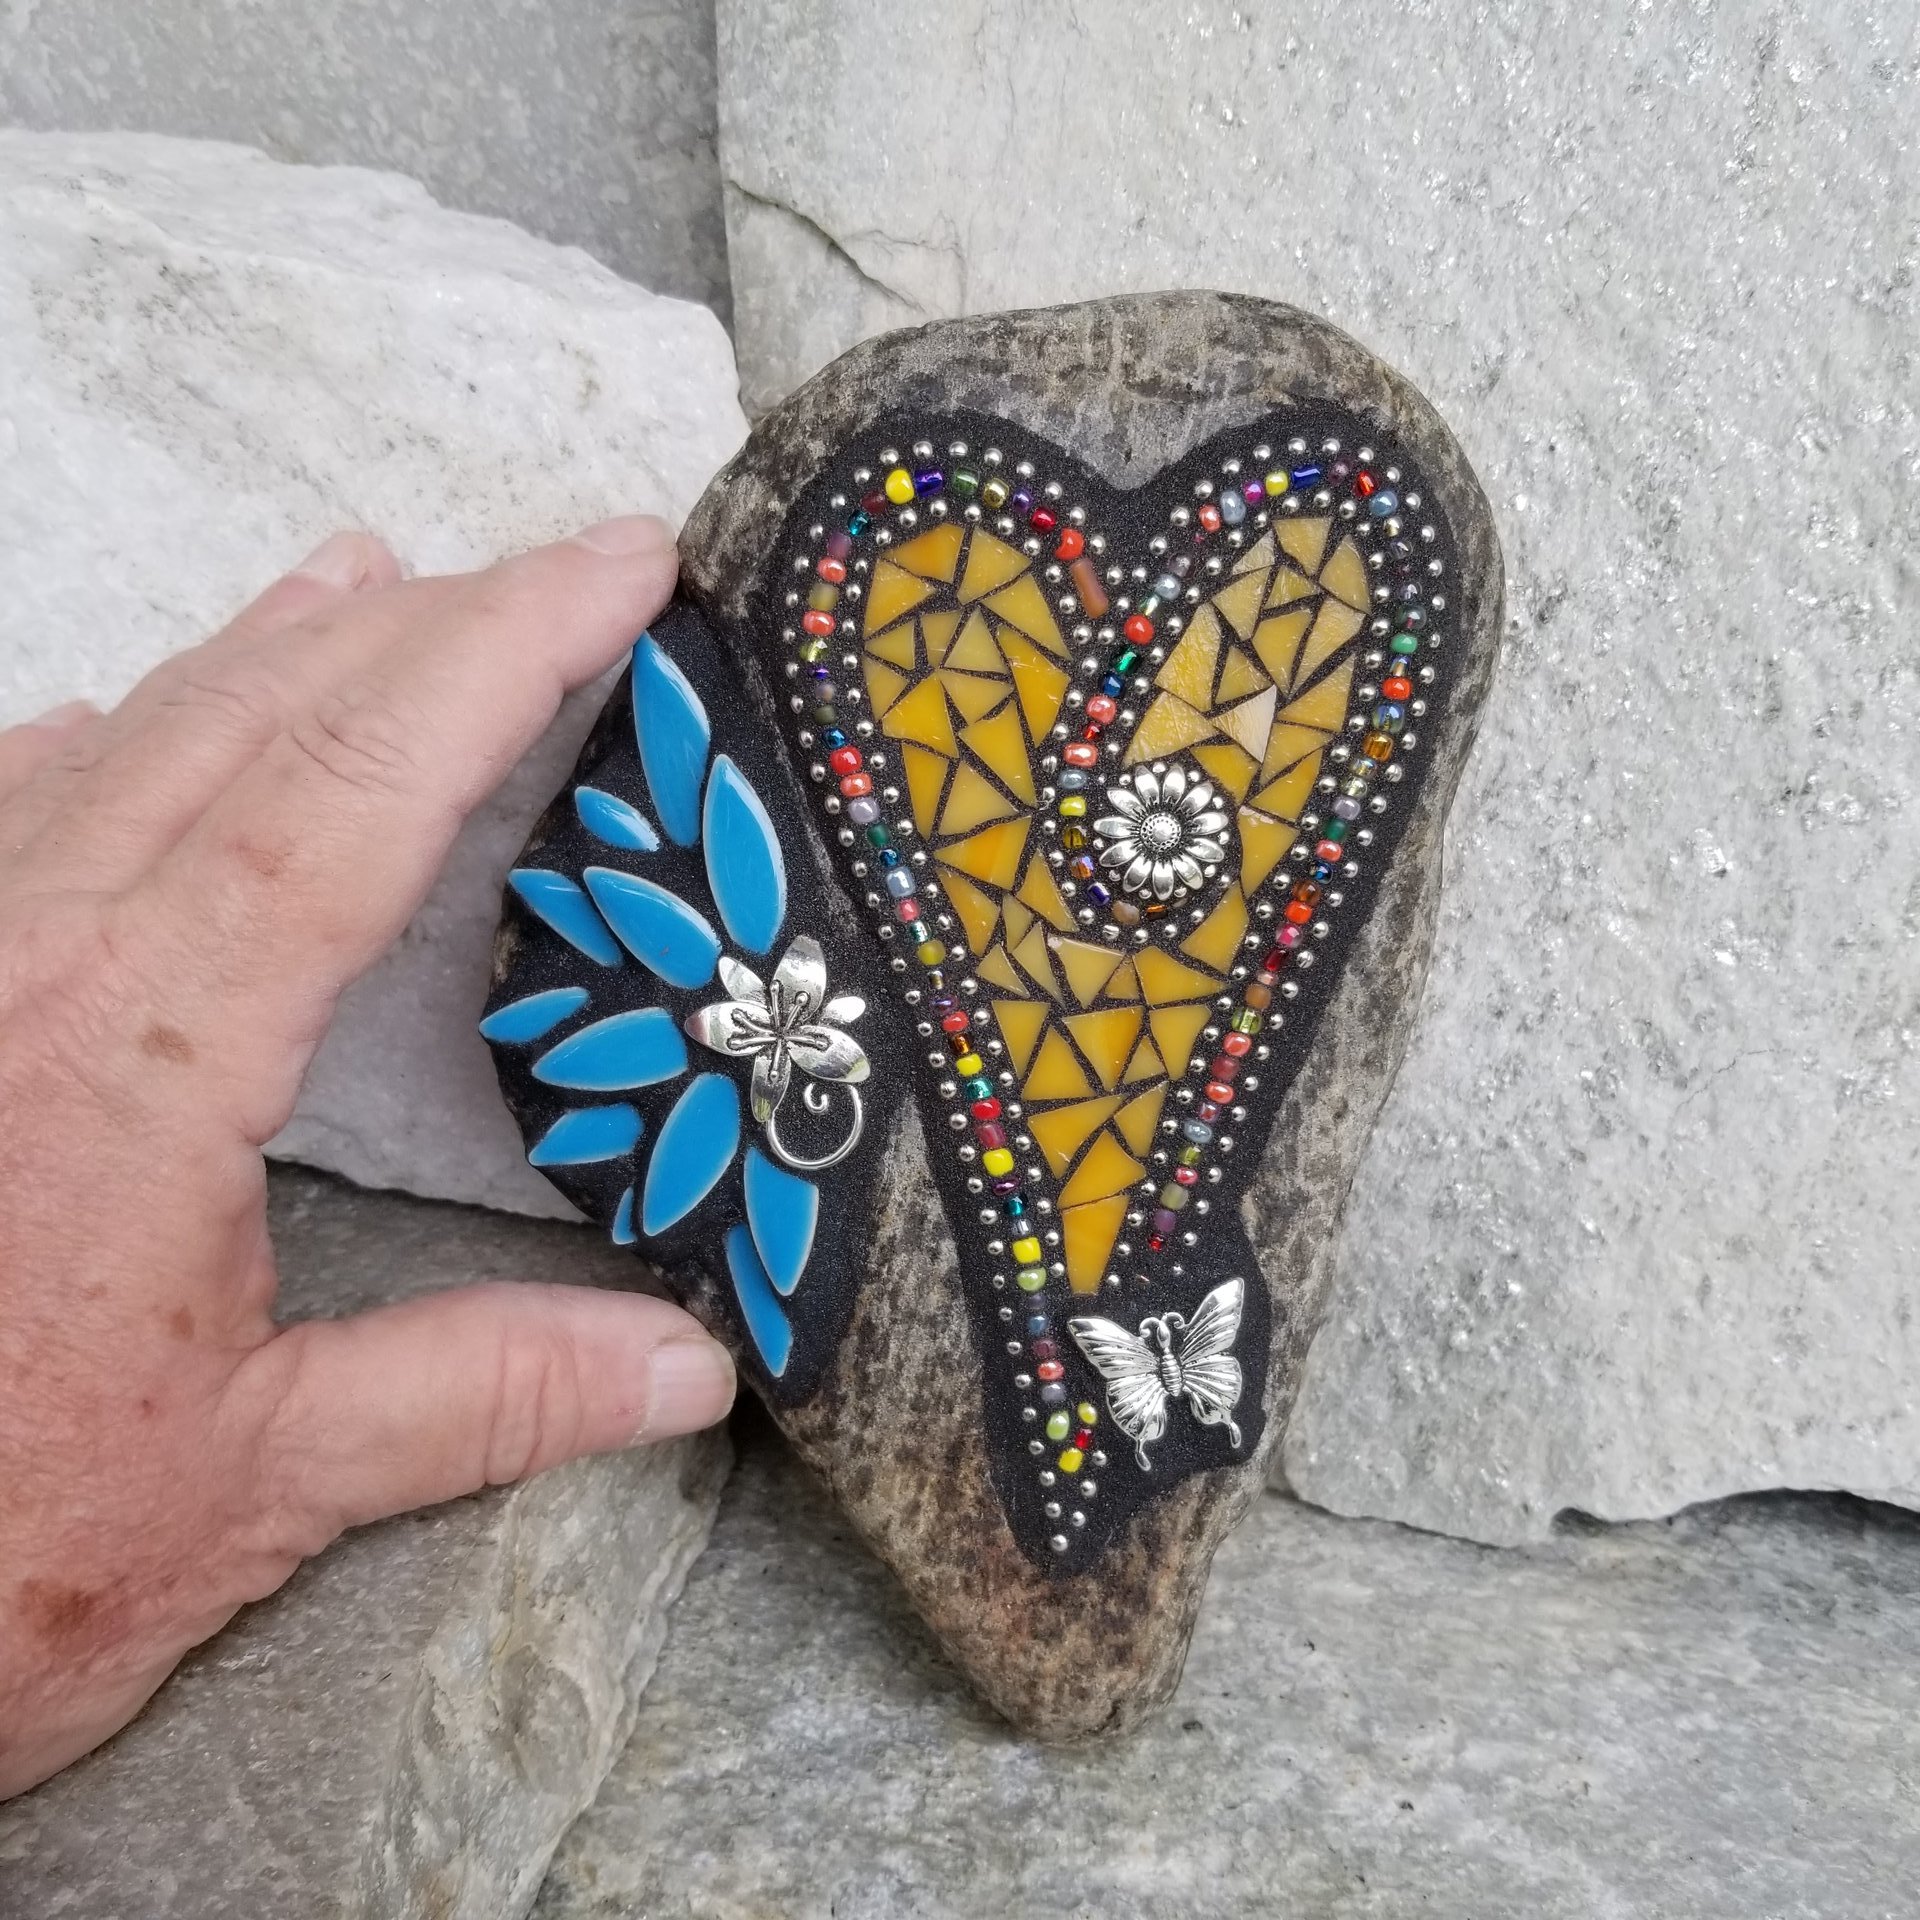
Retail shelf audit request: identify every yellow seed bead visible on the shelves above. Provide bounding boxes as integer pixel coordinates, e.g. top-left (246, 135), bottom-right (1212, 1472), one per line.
top-left (1057, 1447), bottom-right (1085, 1474)
top-left (981, 1146), bottom-right (1015, 1177)
top-left (1058, 795), bottom-right (1087, 818)
top-left (1011, 1236), bottom-right (1042, 1265)
top-left (918, 940), bottom-right (947, 966)
top-left (884, 466), bottom-right (915, 505)
top-left (1076, 1402), bottom-right (1099, 1426)
top-left (954, 1051), bottom-right (984, 1078)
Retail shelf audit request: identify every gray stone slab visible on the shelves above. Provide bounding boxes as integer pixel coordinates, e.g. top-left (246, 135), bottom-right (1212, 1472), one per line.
top-left (713, 0), bottom-right (1920, 1542)
top-left (534, 1417), bottom-right (1920, 1920)
top-left (0, 1170), bottom-right (732, 1920)
top-left (0, 0), bottom-right (727, 311)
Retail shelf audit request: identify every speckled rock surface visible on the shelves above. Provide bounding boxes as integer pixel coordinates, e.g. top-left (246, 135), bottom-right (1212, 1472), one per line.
top-left (0, 131), bottom-right (746, 1218)
top-left (534, 1416), bottom-right (1920, 1920)
top-left (657, 292), bottom-right (1501, 1732)
top-left (0, 1171), bottom-right (731, 1920)
top-left (715, 0), bottom-right (1920, 1543)
top-left (0, 0), bottom-right (727, 310)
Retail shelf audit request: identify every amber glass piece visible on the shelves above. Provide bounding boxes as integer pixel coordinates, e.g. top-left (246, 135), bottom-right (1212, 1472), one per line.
top-left (1182, 886), bottom-right (1250, 973)
top-left (939, 762), bottom-right (1018, 836)
top-left (891, 521), bottom-right (965, 583)
top-left (918, 606), bottom-right (962, 668)
top-left (1294, 599), bottom-right (1364, 687)
top-left (901, 742), bottom-right (950, 836)
top-left (864, 560), bottom-right (937, 633)
top-left (1028, 1094), bottom-right (1125, 1177)
top-left (865, 621), bottom-right (919, 670)
top-left (1252, 607), bottom-right (1313, 685)
top-left (1259, 722), bottom-right (1332, 786)
top-left (958, 529), bottom-right (1031, 603)
top-left (1124, 691), bottom-right (1216, 764)
top-left (1001, 896), bottom-right (1034, 947)
top-left (882, 677), bottom-right (957, 755)
top-left (1113, 1085), bottom-right (1168, 1155)
top-left (960, 703), bottom-right (1036, 803)
top-left (862, 659), bottom-right (910, 717)
top-left (1024, 1028), bottom-right (1098, 1103)
top-left (1058, 1131), bottom-right (1145, 1208)
top-left (1318, 533), bottom-right (1370, 611)
top-left (996, 627), bottom-right (1070, 741)
top-left (1103, 957), bottom-right (1141, 1004)
top-left (1015, 853), bottom-right (1076, 933)
top-left (993, 997), bottom-right (1050, 1076)
top-left (1215, 685), bottom-right (1278, 759)
top-left (976, 943), bottom-right (1027, 995)
top-left (943, 871), bottom-right (1002, 953)
top-left (1231, 529), bottom-right (1276, 577)
top-left (1237, 806), bottom-right (1299, 893)
top-left (1192, 739), bottom-right (1259, 801)
top-left (1064, 1008), bottom-right (1143, 1090)
top-left (943, 607), bottom-right (1002, 673)
top-left (1121, 1037), bottom-right (1164, 1085)
top-left (1278, 658), bottom-right (1355, 733)
top-left (939, 670), bottom-right (1011, 723)
top-left (1050, 937), bottom-right (1128, 1007)
top-left (1208, 568), bottom-right (1267, 642)
top-left (1265, 563), bottom-right (1318, 610)
top-left (1256, 752), bottom-right (1323, 823)
top-left (1214, 644), bottom-right (1269, 706)
top-left (1133, 945), bottom-right (1224, 1006)
top-left (939, 817), bottom-right (1027, 889)
top-left (1155, 603), bottom-right (1221, 707)
top-left (984, 574), bottom-right (1066, 656)
top-left (1148, 1003), bottom-right (1212, 1078)
top-left (1277, 516), bottom-right (1331, 574)
top-left (1061, 1193), bottom-right (1130, 1294)
top-left (1010, 919), bottom-right (1062, 999)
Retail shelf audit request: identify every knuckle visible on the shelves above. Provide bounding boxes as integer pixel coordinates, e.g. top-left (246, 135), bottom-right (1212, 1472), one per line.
top-left (150, 660), bottom-right (293, 743)
top-left (284, 686), bottom-right (424, 800)
top-left (483, 1295), bottom-right (588, 1486)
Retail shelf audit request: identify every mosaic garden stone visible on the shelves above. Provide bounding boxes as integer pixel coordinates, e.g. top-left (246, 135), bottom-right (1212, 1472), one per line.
top-left (484, 294), bottom-right (1503, 1732)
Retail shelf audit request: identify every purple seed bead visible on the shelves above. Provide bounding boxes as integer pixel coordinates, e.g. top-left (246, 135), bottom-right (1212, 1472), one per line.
top-left (1039, 1384), bottom-right (1068, 1407)
top-left (914, 467), bottom-right (943, 496)
top-left (1152, 1207), bottom-right (1179, 1237)
top-left (1332, 795), bottom-right (1362, 821)
top-left (826, 529), bottom-right (853, 560)
top-left (846, 795), bottom-right (880, 825)
top-left (1011, 487), bottom-right (1033, 515)
top-left (992, 1176), bottom-right (1021, 1196)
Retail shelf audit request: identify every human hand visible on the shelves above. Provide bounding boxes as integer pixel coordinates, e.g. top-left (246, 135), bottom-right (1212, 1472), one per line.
top-left (0, 518), bottom-right (737, 1798)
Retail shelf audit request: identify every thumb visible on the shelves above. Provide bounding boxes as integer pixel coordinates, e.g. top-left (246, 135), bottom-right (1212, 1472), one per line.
top-left (251, 1281), bottom-right (736, 1536)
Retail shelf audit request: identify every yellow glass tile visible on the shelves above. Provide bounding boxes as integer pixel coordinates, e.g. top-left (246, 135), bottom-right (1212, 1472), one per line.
top-left (1154, 602), bottom-right (1221, 707)
top-left (1010, 918), bottom-right (1062, 999)
top-left (1124, 692), bottom-right (1217, 764)
top-left (939, 817), bottom-right (1027, 889)
top-left (1208, 568), bottom-right (1267, 642)
top-left (1265, 563), bottom-right (1319, 610)
top-left (1016, 854), bottom-right (1077, 933)
top-left (942, 871), bottom-right (1002, 952)
top-left (1182, 886), bottom-right (1250, 972)
top-left (890, 521), bottom-right (965, 583)
top-left (1259, 722), bottom-right (1336, 787)
top-left (1318, 533), bottom-right (1369, 611)
top-left (996, 627), bottom-right (1070, 741)
top-left (1279, 657), bottom-right (1355, 733)
top-left (976, 943), bottom-right (1027, 995)
top-left (943, 607), bottom-right (1004, 674)
top-left (1103, 958), bottom-right (1141, 1004)
top-left (993, 997), bottom-right (1050, 1076)
top-left (1231, 529), bottom-right (1276, 576)
top-left (1293, 598), bottom-right (1364, 688)
top-left (1277, 516), bottom-right (1331, 574)
top-left (960, 702), bottom-right (1036, 803)
top-left (1215, 684), bottom-right (1278, 759)
top-left (919, 607), bottom-right (962, 667)
top-left (1252, 607), bottom-right (1313, 685)
top-left (939, 761), bottom-right (1018, 836)
top-left (1238, 806), bottom-right (1299, 892)
top-left (1050, 937), bottom-right (1128, 1006)
top-left (939, 670), bottom-right (1011, 723)
top-left (1024, 1028), bottom-right (1097, 1103)
top-left (901, 742), bottom-right (950, 836)
top-left (1192, 740), bottom-right (1259, 801)
top-left (1064, 1008), bottom-right (1143, 1090)
top-left (958, 529), bottom-right (1031, 604)
top-left (1028, 1095), bottom-right (1125, 1178)
top-left (1122, 1037), bottom-right (1164, 1085)
top-left (984, 574), bottom-right (1066, 656)
top-left (1214, 644), bottom-right (1269, 706)
top-left (865, 621), bottom-right (919, 670)
top-left (881, 676), bottom-right (957, 755)
top-left (1149, 1003), bottom-right (1212, 1078)
top-left (862, 659), bottom-right (910, 717)
top-left (864, 560), bottom-right (936, 634)
top-left (1001, 896), bottom-right (1034, 946)
top-left (1058, 1132), bottom-right (1146, 1208)
top-left (1114, 1086), bottom-right (1168, 1155)
top-left (1134, 945), bottom-right (1222, 1005)
top-left (1061, 1193), bottom-right (1129, 1294)
top-left (1255, 752), bottom-right (1323, 824)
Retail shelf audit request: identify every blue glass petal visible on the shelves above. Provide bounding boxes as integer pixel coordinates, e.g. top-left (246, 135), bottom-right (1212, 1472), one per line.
top-left (581, 867), bottom-right (719, 988)
top-left (611, 1185), bottom-right (637, 1245)
top-left (532, 1008), bottom-right (688, 1091)
top-left (726, 1223), bottom-right (793, 1378)
top-left (527, 1104), bottom-right (642, 1167)
top-left (575, 785), bottom-right (660, 852)
top-left (508, 870), bottom-right (622, 968)
top-left (701, 755), bottom-right (787, 955)
top-left (632, 634), bottom-right (710, 847)
top-left (641, 1072), bottom-right (741, 1234)
top-left (742, 1145), bottom-right (818, 1298)
top-left (479, 987), bottom-right (589, 1045)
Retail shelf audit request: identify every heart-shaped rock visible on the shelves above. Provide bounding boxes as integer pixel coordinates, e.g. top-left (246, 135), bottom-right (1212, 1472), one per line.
top-left (484, 294), bottom-right (1502, 1734)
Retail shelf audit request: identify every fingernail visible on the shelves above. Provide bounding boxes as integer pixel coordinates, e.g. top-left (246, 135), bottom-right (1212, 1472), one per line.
top-left (292, 530), bottom-right (377, 590)
top-left (571, 513), bottom-right (675, 558)
top-left (27, 698), bottom-right (97, 731)
top-left (638, 1336), bottom-right (736, 1441)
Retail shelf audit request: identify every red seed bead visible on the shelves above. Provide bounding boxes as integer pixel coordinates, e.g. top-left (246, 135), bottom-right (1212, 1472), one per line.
top-left (861, 489), bottom-right (888, 514)
top-left (1123, 612), bottom-right (1154, 644)
top-left (1208, 1056), bottom-right (1240, 1081)
top-left (1030, 1337), bottom-right (1058, 1361)
top-left (969, 1096), bottom-right (1002, 1121)
top-left (817, 555), bottom-right (848, 584)
top-left (1205, 1080), bottom-right (1235, 1106)
top-left (1221, 1031), bottom-right (1253, 1058)
top-left (1086, 693), bottom-right (1118, 725)
top-left (1073, 1426), bottom-right (1095, 1449)
top-left (1260, 947), bottom-right (1290, 973)
top-left (1356, 470), bottom-right (1377, 497)
top-left (1055, 527), bottom-right (1086, 562)
top-left (1383, 674), bottom-right (1412, 701)
top-left (1197, 502), bottom-right (1223, 532)
top-left (941, 1010), bottom-right (970, 1032)
top-left (1036, 1361), bottom-right (1065, 1383)
top-left (897, 898), bottom-right (921, 922)
top-left (839, 772), bottom-right (874, 797)
top-left (1175, 1163), bottom-right (1202, 1187)
top-left (1062, 740), bottom-right (1099, 768)
top-left (801, 609), bottom-right (835, 637)
top-left (1315, 838), bottom-right (1342, 864)
top-left (974, 1121), bottom-right (1007, 1150)
top-left (1285, 900), bottom-right (1313, 926)
top-left (829, 745), bottom-right (863, 775)
top-left (1030, 506), bottom-right (1057, 532)
top-left (1196, 1101), bottom-right (1222, 1123)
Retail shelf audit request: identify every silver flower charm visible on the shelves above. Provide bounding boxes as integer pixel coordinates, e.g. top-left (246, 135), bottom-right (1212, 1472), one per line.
top-left (1092, 763), bottom-right (1232, 901)
top-left (684, 935), bottom-right (870, 1168)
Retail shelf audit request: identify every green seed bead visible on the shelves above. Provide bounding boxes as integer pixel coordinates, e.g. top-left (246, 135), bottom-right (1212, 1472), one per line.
top-left (1390, 631), bottom-right (1420, 655)
top-left (1231, 1008), bottom-right (1263, 1035)
top-left (1016, 1266), bottom-right (1047, 1292)
top-left (1046, 1411), bottom-right (1072, 1442)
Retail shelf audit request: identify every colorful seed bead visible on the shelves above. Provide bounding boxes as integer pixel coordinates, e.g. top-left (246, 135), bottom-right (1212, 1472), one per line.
top-left (1383, 674), bottom-right (1413, 701)
top-left (955, 1051), bottom-right (985, 1078)
top-left (896, 897), bottom-right (920, 922)
top-left (1059, 794), bottom-right (1088, 818)
top-left (1176, 1160), bottom-right (1204, 1184)
top-left (1123, 612), bottom-right (1154, 644)
top-left (981, 476), bottom-right (1011, 510)
top-left (1056, 527), bottom-right (1085, 561)
top-left (1243, 981), bottom-right (1272, 1010)
top-left (840, 772), bottom-right (873, 798)
top-left (1046, 1411), bottom-right (1072, 1441)
top-left (1017, 1266), bottom-right (1047, 1292)
top-left (981, 1146), bottom-right (1014, 1177)
top-left (1391, 631), bottom-right (1420, 655)
top-left (1030, 506), bottom-right (1057, 533)
top-left (918, 939), bottom-right (946, 965)
top-left (828, 745), bottom-right (862, 776)
top-left (1219, 489), bottom-right (1247, 526)
top-left (1062, 741), bottom-right (1098, 769)
top-left (1077, 1402), bottom-right (1099, 1427)
top-left (884, 868), bottom-right (915, 899)
top-left (1315, 839), bottom-right (1342, 863)
top-left (914, 467), bottom-right (943, 496)
top-left (883, 466), bottom-right (915, 505)
top-left (1057, 1447), bottom-right (1085, 1473)
top-left (1197, 502), bottom-right (1222, 532)
top-left (1011, 1236), bottom-right (1043, 1266)
top-left (817, 555), bottom-right (847, 584)
top-left (1060, 825), bottom-right (1088, 851)
top-left (1221, 1031), bottom-right (1253, 1058)
top-left (975, 1122), bottom-right (1008, 1150)
top-left (965, 1075), bottom-right (995, 1101)
top-left (1086, 694), bottom-right (1118, 725)
top-left (1069, 556), bottom-right (1109, 617)
top-left (951, 469), bottom-right (980, 498)
top-left (801, 609), bottom-right (835, 637)
top-left (1037, 1361), bottom-right (1066, 1384)
top-left (1364, 730), bottom-right (1395, 761)
top-left (971, 1097), bottom-right (1001, 1123)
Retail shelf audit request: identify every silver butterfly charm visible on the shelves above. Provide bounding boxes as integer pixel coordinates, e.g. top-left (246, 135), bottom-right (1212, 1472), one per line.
top-left (1067, 1278), bottom-right (1246, 1471)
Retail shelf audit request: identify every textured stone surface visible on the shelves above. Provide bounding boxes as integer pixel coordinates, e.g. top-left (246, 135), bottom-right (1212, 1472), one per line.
top-left (0, 1169), bottom-right (732, 1920)
top-left (0, 0), bottom-right (727, 310)
top-left (0, 131), bottom-right (747, 1218)
top-left (716, 0), bottom-right (1920, 1543)
top-left (647, 292), bottom-right (1502, 1733)
top-left (536, 1416), bottom-right (1920, 1920)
